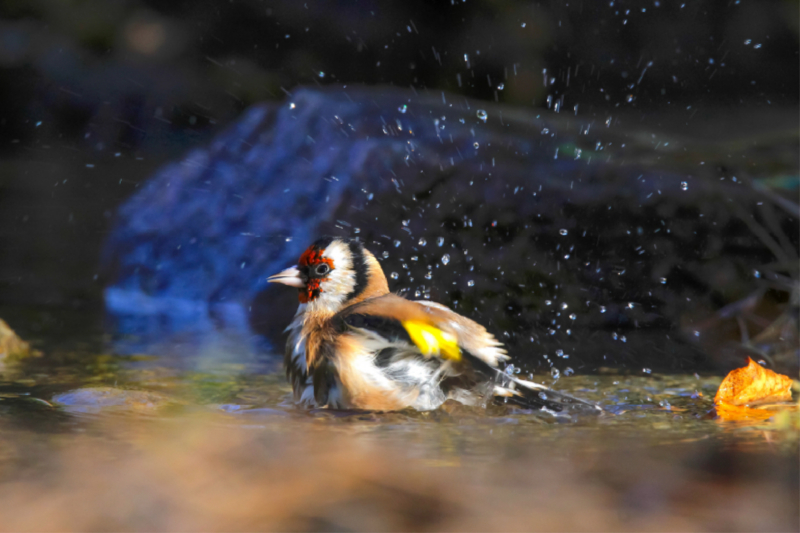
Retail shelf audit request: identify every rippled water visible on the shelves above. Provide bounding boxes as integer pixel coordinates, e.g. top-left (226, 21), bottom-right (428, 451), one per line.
top-left (0, 304), bottom-right (797, 531)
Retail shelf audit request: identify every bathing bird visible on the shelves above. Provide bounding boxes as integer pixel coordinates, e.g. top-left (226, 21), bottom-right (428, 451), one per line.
top-left (268, 236), bottom-right (599, 413)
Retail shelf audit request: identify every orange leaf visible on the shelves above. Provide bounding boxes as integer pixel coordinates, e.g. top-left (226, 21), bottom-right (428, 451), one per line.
top-left (714, 357), bottom-right (793, 406)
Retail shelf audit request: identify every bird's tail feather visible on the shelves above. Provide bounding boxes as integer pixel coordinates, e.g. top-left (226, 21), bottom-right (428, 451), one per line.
top-left (465, 352), bottom-right (603, 414)
top-left (502, 374), bottom-right (604, 414)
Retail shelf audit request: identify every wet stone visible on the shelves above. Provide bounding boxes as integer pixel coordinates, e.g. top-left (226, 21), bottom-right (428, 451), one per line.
top-left (102, 86), bottom-right (798, 374)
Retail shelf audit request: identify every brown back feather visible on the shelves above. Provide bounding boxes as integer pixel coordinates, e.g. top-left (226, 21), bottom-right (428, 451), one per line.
top-left (337, 294), bottom-right (508, 367)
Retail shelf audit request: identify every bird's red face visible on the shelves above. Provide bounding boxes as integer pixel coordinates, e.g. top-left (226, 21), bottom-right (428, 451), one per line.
top-left (268, 238), bottom-right (336, 303)
top-left (296, 244), bottom-right (335, 303)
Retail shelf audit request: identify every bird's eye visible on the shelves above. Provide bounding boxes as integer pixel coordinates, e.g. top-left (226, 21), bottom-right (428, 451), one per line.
top-left (315, 263), bottom-right (331, 276)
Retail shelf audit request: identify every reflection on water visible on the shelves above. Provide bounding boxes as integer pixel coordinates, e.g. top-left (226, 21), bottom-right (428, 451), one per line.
top-left (0, 305), bottom-right (797, 530)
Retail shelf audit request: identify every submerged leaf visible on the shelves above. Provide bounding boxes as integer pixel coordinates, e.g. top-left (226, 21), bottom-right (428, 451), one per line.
top-left (714, 357), bottom-right (793, 406)
top-left (714, 402), bottom-right (775, 421)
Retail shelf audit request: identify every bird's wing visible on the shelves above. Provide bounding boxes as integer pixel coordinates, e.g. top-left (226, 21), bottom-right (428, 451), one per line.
top-left (334, 295), bottom-right (603, 414)
top-left (334, 294), bottom-right (508, 367)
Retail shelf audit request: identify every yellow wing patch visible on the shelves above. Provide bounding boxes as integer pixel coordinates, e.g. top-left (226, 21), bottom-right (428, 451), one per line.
top-left (402, 320), bottom-right (461, 361)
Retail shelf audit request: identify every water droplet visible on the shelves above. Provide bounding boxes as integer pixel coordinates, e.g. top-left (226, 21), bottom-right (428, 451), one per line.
top-left (626, 94), bottom-right (634, 103)
top-left (467, 280), bottom-right (475, 287)
top-left (753, 43), bottom-right (762, 49)
top-left (424, 271), bottom-right (432, 280)
top-left (402, 219), bottom-right (410, 226)
top-left (561, 302), bottom-right (568, 310)
top-left (418, 237), bottom-right (427, 247)
top-left (627, 302), bottom-right (635, 309)
top-left (497, 83), bottom-right (505, 90)
top-left (410, 255), bottom-right (418, 262)
top-left (393, 240), bottom-right (401, 248)
top-left (545, 300), bottom-right (552, 306)
top-left (559, 229), bottom-right (568, 236)
top-left (398, 104), bottom-right (407, 114)
top-left (538, 392), bottom-right (548, 400)
top-left (600, 306), bottom-right (607, 313)
top-left (436, 237), bottom-right (445, 247)
top-left (382, 251), bottom-right (389, 259)
top-left (505, 364), bottom-right (515, 375)
top-left (476, 109), bottom-right (488, 122)
top-left (473, 142), bottom-right (479, 149)
top-left (318, 71), bottom-right (325, 78)
top-left (555, 349), bottom-right (564, 357)
top-left (744, 39), bottom-right (751, 45)
top-left (521, 22), bottom-right (527, 28)
top-left (550, 367), bottom-right (560, 379)
top-left (569, 313), bottom-right (577, 320)
top-left (390, 272), bottom-right (399, 279)
top-left (441, 254), bottom-right (450, 265)
top-left (660, 277), bottom-right (667, 284)
top-left (680, 181), bottom-right (688, 191)
top-left (353, 227), bottom-right (360, 234)
top-left (564, 367), bottom-right (574, 376)
top-left (753, 270), bottom-right (761, 278)
top-left (643, 368), bottom-right (652, 374)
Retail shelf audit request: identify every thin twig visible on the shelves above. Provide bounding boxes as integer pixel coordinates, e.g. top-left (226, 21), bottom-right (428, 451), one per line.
top-left (759, 202), bottom-right (797, 261)
top-left (731, 202), bottom-right (791, 265)
top-left (752, 181), bottom-right (800, 219)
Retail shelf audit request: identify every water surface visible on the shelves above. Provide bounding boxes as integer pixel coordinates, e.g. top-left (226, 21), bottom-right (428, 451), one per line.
top-left (0, 304), bottom-right (796, 531)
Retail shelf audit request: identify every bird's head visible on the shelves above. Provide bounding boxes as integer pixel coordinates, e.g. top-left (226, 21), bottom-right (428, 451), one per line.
top-left (268, 237), bottom-right (389, 314)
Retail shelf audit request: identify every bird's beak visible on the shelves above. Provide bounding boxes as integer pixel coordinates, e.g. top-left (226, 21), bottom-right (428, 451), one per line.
top-left (267, 266), bottom-right (306, 288)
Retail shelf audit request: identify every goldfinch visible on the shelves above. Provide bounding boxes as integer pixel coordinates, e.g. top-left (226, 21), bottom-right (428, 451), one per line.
top-left (268, 237), bottom-right (599, 413)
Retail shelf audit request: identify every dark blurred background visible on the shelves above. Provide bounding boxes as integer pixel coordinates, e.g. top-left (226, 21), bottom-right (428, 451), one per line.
top-left (0, 0), bottom-right (797, 337)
